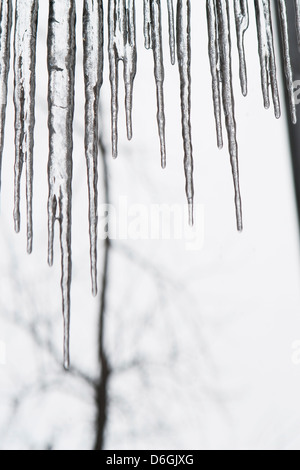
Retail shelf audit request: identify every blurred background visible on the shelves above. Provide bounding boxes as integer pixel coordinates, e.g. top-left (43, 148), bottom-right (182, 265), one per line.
top-left (1, 0), bottom-right (300, 450)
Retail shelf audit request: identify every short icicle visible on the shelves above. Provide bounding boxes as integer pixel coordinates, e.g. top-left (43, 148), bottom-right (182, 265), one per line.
top-left (167, 0), bottom-right (176, 65)
top-left (294, 0), bottom-right (300, 49)
top-left (47, 0), bottom-right (76, 370)
top-left (278, 0), bottom-right (297, 124)
top-left (108, 0), bottom-right (137, 159)
top-left (143, 0), bottom-right (151, 49)
top-left (254, 0), bottom-right (281, 118)
top-left (234, 0), bottom-right (249, 97)
top-left (206, 0), bottom-right (223, 149)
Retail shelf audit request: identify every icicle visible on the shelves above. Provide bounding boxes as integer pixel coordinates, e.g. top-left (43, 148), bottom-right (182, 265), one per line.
top-left (295, 0), bottom-right (300, 50)
top-left (254, 0), bottom-right (281, 118)
top-left (47, 0), bottom-right (76, 370)
top-left (83, 0), bottom-right (104, 297)
top-left (177, 0), bottom-right (194, 225)
top-left (13, 0), bottom-right (38, 254)
top-left (0, 0), bottom-right (12, 189)
top-left (278, 0), bottom-right (297, 124)
top-left (206, 0), bottom-right (223, 149)
top-left (144, 0), bottom-right (151, 49)
top-left (167, 0), bottom-right (176, 65)
top-left (234, 0), bottom-right (249, 97)
top-left (216, 0), bottom-right (243, 231)
top-left (108, 0), bottom-right (137, 159)
top-left (150, 0), bottom-right (166, 168)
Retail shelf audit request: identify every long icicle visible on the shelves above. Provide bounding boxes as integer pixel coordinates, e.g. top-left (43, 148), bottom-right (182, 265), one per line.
top-left (83, 0), bottom-right (104, 297)
top-left (167, 0), bottom-right (176, 65)
top-left (47, 0), bottom-right (76, 370)
top-left (278, 0), bottom-right (297, 124)
top-left (0, 0), bottom-right (12, 189)
top-left (207, 0), bottom-right (223, 149)
top-left (108, 0), bottom-right (137, 159)
top-left (177, 0), bottom-right (194, 225)
top-left (13, 0), bottom-right (38, 254)
top-left (254, 0), bottom-right (281, 118)
top-left (216, 0), bottom-right (243, 231)
top-left (234, 0), bottom-right (249, 97)
top-left (150, 0), bottom-right (166, 168)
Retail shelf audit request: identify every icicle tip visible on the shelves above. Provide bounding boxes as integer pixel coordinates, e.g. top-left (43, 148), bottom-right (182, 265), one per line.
top-left (14, 217), bottom-right (20, 234)
top-left (236, 213), bottom-right (243, 232)
top-left (188, 199), bottom-right (194, 226)
top-left (241, 85), bottom-right (247, 98)
top-left (92, 281), bottom-right (98, 298)
top-left (127, 124), bottom-right (133, 142)
top-left (63, 355), bottom-right (70, 371)
top-left (27, 238), bottom-right (33, 255)
top-left (63, 318), bottom-right (70, 370)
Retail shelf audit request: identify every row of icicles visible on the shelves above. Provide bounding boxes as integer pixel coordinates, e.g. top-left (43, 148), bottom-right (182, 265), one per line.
top-left (0, 0), bottom-right (299, 368)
